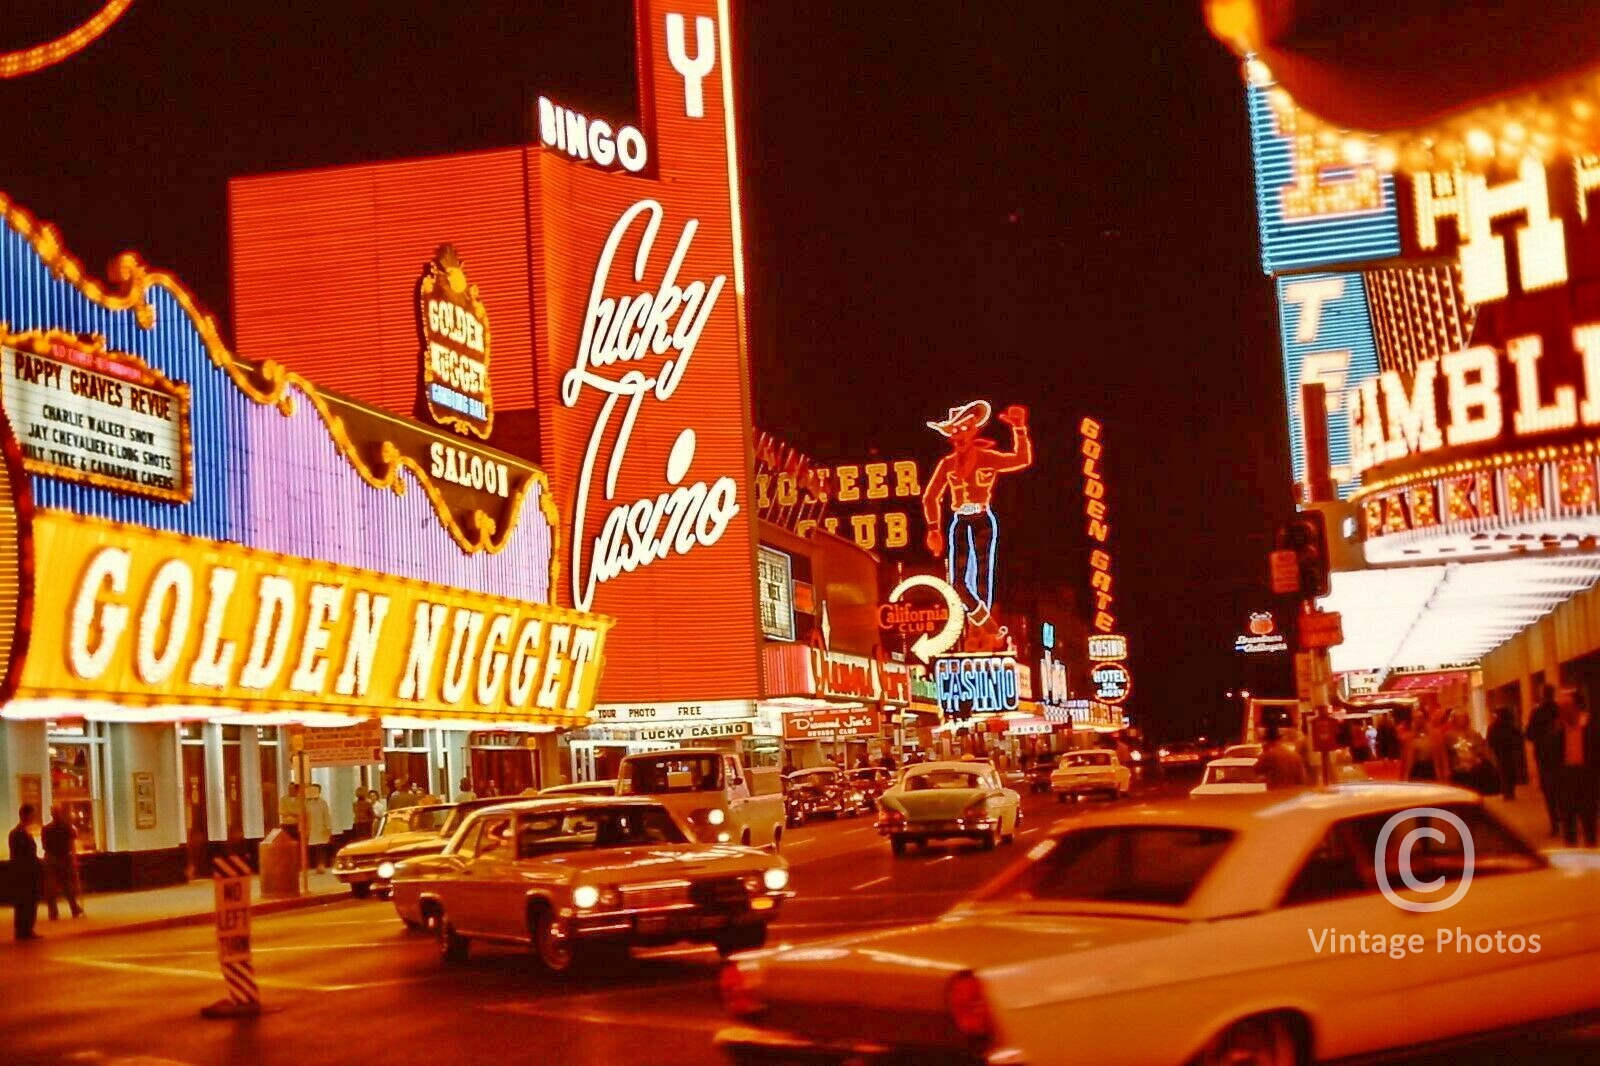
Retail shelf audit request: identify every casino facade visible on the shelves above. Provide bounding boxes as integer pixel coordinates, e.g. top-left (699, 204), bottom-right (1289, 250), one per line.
top-left (1212, 6), bottom-right (1600, 723)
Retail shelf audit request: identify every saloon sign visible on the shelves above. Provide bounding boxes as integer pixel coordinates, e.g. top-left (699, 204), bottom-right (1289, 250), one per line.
top-left (535, 0), bottom-right (762, 704)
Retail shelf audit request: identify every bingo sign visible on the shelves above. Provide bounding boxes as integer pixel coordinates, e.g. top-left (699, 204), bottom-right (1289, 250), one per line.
top-left (933, 654), bottom-right (1020, 717)
top-left (1090, 661), bottom-right (1131, 705)
top-left (1, 331), bottom-right (191, 503)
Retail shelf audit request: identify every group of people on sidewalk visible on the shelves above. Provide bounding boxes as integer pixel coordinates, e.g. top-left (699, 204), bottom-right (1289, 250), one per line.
top-left (1523, 686), bottom-right (1600, 848)
top-left (6, 804), bottom-right (85, 941)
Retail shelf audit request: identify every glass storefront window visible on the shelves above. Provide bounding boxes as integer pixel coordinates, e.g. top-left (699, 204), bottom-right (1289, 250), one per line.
top-left (47, 721), bottom-right (104, 853)
top-left (258, 728), bottom-right (280, 830)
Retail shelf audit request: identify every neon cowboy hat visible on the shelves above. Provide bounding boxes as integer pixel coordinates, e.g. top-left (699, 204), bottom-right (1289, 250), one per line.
top-left (926, 400), bottom-right (992, 437)
top-left (1205, 0), bottom-right (1600, 132)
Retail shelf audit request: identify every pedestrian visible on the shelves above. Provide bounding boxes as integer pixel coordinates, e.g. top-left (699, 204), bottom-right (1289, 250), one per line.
top-left (369, 789), bottom-right (387, 821)
top-left (387, 778), bottom-right (412, 810)
top-left (1257, 725), bottom-right (1307, 789)
top-left (1555, 689), bottom-right (1599, 847)
top-left (879, 752), bottom-right (897, 772)
top-left (351, 790), bottom-right (375, 839)
top-left (41, 805), bottom-right (84, 920)
top-left (455, 777), bottom-right (477, 802)
top-left (1445, 711), bottom-right (1497, 794)
top-left (1527, 685), bottom-right (1565, 836)
top-left (1400, 713), bottom-right (1449, 782)
top-left (1487, 707), bottom-right (1525, 800)
top-left (484, 780), bottom-right (499, 798)
top-left (280, 782), bottom-right (302, 840)
top-left (8, 804), bottom-right (42, 940)
top-left (304, 783), bottom-right (333, 872)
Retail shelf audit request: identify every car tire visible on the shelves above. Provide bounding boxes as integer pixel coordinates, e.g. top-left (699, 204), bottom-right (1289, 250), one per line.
top-left (350, 882), bottom-right (371, 899)
top-left (715, 924), bottom-right (768, 957)
top-left (532, 906), bottom-right (576, 976)
top-left (436, 913), bottom-right (469, 965)
top-left (981, 829), bottom-right (997, 851)
top-left (1055, 792), bottom-right (1066, 804)
top-left (890, 835), bottom-right (909, 856)
top-left (1195, 1014), bottom-right (1304, 1066)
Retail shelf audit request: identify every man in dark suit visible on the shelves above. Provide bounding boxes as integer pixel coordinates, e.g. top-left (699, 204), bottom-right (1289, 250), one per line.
top-left (1527, 685), bottom-right (1565, 836)
top-left (8, 804), bottom-right (42, 940)
top-left (1556, 690), bottom-right (1600, 848)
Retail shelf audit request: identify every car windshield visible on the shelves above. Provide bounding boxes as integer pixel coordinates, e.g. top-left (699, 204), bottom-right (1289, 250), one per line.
top-left (397, 806), bottom-right (453, 834)
top-left (790, 771), bottom-right (834, 786)
top-left (619, 754), bottom-right (723, 794)
top-left (1206, 764), bottom-right (1263, 785)
top-left (1063, 752), bottom-right (1110, 767)
top-left (516, 805), bottom-right (688, 857)
top-left (905, 770), bottom-right (982, 791)
top-left (975, 826), bottom-right (1235, 907)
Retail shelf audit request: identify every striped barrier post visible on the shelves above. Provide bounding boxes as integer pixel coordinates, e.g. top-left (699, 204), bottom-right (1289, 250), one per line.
top-left (200, 854), bottom-right (260, 1019)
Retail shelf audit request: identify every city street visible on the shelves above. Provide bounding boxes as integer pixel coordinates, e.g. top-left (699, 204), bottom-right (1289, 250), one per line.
top-left (3, 777), bottom-right (1595, 1066)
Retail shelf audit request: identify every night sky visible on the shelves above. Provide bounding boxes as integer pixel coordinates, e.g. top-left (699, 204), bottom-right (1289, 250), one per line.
top-left (0, 1), bottom-right (1296, 739)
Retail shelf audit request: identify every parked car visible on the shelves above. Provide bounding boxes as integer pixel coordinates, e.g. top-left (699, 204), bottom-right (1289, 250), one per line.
top-left (1023, 755), bottom-right (1057, 794)
top-left (875, 761), bottom-right (1020, 856)
top-left (334, 798), bottom-right (510, 900)
top-left (716, 783), bottom-right (1600, 1065)
top-left (541, 779), bottom-right (620, 797)
top-left (1050, 749), bottom-right (1131, 802)
top-left (618, 748), bottom-right (785, 850)
top-left (1223, 742), bottom-right (1264, 759)
top-left (847, 766), bottom-right (893, 810)
top-left (1191, 757), bottom-right (1269, 797)
top-left (783, 768), bottom-right (856, 821)
top-left (390, 798), bottom-right (791, 973)
top-left (1156, 741), bottom-right (1207, 767)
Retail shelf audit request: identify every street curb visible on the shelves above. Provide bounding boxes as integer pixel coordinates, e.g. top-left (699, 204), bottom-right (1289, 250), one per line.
top-left (4, 889), bottom-right (355, 944)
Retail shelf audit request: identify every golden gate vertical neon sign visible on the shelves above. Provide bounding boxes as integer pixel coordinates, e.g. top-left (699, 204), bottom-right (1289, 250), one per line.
top-left (1081, 416), bottom-right (1130, 707)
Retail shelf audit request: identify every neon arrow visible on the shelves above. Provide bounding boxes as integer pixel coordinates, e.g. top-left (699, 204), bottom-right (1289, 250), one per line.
top-left (888, 575), bottom-right (965, 662)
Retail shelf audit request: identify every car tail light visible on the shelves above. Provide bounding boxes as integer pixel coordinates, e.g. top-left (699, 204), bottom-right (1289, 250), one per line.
top-left (946, 971), bottom-right (994, 1044)
top-left (963, 800), bottom-right (988, 820)
top-left (718, 960), bottom-right (764, 1017)
top-left (879, 806), bottom-right (905, 825)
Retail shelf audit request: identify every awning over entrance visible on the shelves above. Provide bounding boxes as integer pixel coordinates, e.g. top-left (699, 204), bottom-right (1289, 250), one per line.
top-left (1323, 556), bottom-right (1600, 673)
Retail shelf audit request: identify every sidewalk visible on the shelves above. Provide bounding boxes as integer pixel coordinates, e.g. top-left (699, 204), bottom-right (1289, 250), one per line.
top-left (1484, 786), bottom-right (1565, 846)
top-left (1, 870), bottom-right (352, 946)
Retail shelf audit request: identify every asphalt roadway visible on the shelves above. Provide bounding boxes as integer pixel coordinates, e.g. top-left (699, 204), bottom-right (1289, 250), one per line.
top-left (1, 772), bottom-right (1594, 1066)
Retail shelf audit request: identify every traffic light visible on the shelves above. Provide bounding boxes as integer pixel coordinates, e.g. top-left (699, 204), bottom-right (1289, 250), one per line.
top-left (1275, 510), bottom-right (1330, 600)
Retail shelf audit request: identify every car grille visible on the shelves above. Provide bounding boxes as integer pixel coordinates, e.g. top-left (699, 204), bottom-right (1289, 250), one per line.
top-left (620, 880), bottom-right (692, 909)
top-left (690, 876), bottom-right (748, 907)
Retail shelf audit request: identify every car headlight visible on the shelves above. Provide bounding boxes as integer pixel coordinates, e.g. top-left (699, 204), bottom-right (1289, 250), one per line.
top-left (762, 867), bottom-right (789, 891)
top-left (376, 861), bottom-right (396, 880)
top-left (573, 885), bottom-right (601, 910)
top-left (717, 832), bottom-right (731, 842)
top-left (706, 807), bottom-right (726, 826)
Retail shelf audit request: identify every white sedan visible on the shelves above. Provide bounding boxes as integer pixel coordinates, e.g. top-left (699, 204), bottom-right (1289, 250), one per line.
top-left (717, 783), bottom-right (1600, 1065)
top-left (1190, 756), bottom-right (1267, 797)
top-left (1049, 749), bottom-right (1131, 802)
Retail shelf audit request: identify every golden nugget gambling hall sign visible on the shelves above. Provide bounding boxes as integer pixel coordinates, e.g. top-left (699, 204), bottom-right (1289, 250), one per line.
top-left (418, 246), bottom-right (493, 440)
top-left (20, 513), bottom-right (611, 722)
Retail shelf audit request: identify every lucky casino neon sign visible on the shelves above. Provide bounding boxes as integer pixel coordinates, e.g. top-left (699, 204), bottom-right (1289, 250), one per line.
top-left (564, 197), bottom-right (738, 611)
top-left (536, 0), bottom-right (760, 704)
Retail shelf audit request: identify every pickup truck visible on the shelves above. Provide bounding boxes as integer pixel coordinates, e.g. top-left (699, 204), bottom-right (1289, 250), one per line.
top-left (616, 748), bottom-right (786, 850)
